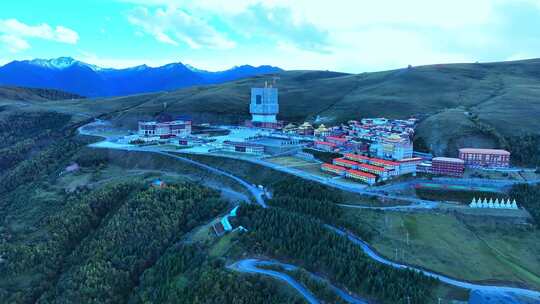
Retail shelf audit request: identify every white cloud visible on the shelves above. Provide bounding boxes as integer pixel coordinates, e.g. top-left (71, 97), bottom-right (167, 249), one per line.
top-left (115, 0), bottom-right (539, 72)
top-left (0, 19), bottom-right (79, 53)
top-left (0, 35), bottom-right (30, 52)
top-left (54, 26), bottom-right (79, 44)
top-left (127, 6), bottom-right (235, 49)
top-left (120, 0), bottom-right (497, 29)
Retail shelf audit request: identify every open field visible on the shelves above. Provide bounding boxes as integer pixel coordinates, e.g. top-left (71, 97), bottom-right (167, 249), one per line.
top-left (343, 209), bottom-right (540, 290)
top-left (184, 154), bottom-right (384, 205)
top-left (464, 168), bottom-right (526, 181)
top-left (266, 156), bottom-right (335, 178)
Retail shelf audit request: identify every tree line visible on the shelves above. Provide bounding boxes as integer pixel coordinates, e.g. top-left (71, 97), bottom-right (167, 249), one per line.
top-left (1, 178), bottom-right (229, 303)
top-left (237, 205), bottom-right (438, 304)
top-left (509, 184), bottom-right (540, 225)
top-left (131, 243), bottom-right (302, 304)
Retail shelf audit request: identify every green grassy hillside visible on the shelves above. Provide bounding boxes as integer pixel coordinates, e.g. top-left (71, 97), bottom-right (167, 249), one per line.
top-left (4, 59), bottom-right (540, 160)
top-left (0, 86), bottom-right (84, 101)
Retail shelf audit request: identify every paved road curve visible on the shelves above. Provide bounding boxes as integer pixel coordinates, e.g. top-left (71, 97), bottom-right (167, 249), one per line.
top-left (78, 122), bottom-right (266, 207)
top-left (78, 122), bottom-right (540, 302)
top-left (228, 259), bottom-right (368, 304)
top-left (228, 259), bottom-right (320, 304)
top-left (327, 225), bottom-right (540, 302)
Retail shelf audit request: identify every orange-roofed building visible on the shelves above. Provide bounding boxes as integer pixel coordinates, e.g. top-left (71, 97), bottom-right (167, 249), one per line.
top-left (344, 153), bottom-right (370, 164)
top-left (369, 157), bottom-right (401, 176)
top-left (346, 169), bottom-right (377, 185)
top-left (321, 163), bottom-right (347, 176)
top-left (326, 136), bottom-right (348, 146)
top-left (357, 163), bottom-right (390, 180)
top-left (333, 158), bottom-right (359, 169)
top-left (314, 141), bottom-right (337, 152)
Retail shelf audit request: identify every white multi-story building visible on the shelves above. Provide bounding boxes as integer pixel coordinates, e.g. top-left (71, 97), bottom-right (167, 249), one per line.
top-left (250, 86), bottom-right (279, 124)
top-left (370, 134), bottom-right (413, 160)
top-left (138, 119), bottom-right (192, 138)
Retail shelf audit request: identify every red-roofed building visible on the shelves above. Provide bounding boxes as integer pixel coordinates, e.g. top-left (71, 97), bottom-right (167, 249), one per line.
top-left (333, 158), bottom-right (359, 169)
top-left (357, 163), bottom-right (390, 180)
top-left (314, 141), bottom-right (337, 152)
top-left (369, 158), bottom-right (400, 176)
top-left (344, 153), bottom-right (370, 164)
top-left (346, 169), bottom-right (377, 185)
top-left (326, 136), bottom-right (348, 146)
top-left (321, 163), bottom-right (347, 176)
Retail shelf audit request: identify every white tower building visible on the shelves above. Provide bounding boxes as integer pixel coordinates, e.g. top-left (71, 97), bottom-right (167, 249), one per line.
top-left (250, 84), bottom-right (279, 124)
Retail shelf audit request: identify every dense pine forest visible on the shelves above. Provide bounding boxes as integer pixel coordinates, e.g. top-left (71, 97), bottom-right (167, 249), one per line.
top-left (510, 184), bottom-right (540, 225)
top-left (236, 205), bottom-right (437, 304)
top-left (131, 243), bottom-right (303, 304)
top-left (231, 178), bottom-right (439, 303)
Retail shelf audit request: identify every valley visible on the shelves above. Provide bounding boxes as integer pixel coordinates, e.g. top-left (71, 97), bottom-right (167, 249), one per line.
top-left (1, 59), bottom-right (540, 304)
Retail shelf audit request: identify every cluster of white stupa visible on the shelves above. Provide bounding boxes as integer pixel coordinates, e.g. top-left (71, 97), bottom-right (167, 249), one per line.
top-left (469, 198), bottom-right (518, 209)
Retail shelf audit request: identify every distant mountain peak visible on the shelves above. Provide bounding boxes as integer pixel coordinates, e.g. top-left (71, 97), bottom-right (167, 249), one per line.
top-left (26, 57), bottom-right (103, 71)
top-left (0, 57), bottom-right (283, 97)
top-left (185, 64), bottom-right (208, 73)
top-left (126, 64), bottom-right (149, 71)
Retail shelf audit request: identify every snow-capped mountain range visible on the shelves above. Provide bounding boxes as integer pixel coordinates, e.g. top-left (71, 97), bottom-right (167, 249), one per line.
top-left (0, 57), bottom-right (282, 97)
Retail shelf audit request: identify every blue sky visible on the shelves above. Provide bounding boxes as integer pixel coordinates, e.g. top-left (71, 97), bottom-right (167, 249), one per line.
top-left (1, 0), bottom-right (540, 72)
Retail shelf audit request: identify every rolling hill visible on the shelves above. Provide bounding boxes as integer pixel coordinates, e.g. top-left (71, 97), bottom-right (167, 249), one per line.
top-left (0, 57), bottom-right (282, 97)
top-left (0, 86), bottom-right (84, 101)
top-left (4, 59), bottom-right (540, 160)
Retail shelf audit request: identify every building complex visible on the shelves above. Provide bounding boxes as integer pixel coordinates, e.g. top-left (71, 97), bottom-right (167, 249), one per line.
top-left (132, 84), bottom-right (516, 188)
top-left (138, 117), bottom-right (192, 138)
top-left (323, 153), bottom-right (422, 184)
top-left (458, 148), bottom-right (510, 168)
top-left (431, 157), bottom-right (465, 177)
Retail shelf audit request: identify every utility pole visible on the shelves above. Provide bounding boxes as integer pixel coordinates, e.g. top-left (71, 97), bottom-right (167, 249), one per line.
top-left (395, 248), bottom-right (398, 260)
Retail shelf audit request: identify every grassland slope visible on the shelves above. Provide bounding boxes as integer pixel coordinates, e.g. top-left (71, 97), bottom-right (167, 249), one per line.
top-left (5, 59), bottom-right (540, 157)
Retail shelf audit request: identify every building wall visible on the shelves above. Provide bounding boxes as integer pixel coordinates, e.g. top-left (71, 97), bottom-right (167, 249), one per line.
top-left (314, 142), bottom-right (336, 152)
top-left (250, 87), bottom-right (278, 123)
top-left (458, 151), bottom-right (510, 168)
top-left (139, 121), bottom-right (191, 137)
top-left (345, 171), bottom-right (376, 185)
top-left (372, 141), bottom-right (413, 160)
top-left (432, 159), bottom-right (465, 176)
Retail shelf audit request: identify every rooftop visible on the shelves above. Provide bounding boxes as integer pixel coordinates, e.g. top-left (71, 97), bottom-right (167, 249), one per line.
top-left (347, 169), bottom-right (377, 179)
top-left (139, 120), bottom-right (191, 126)
top-left (345, 153), bottom-right (370, 161)
top-left (326, 136), bottom-right (347, 142)
top-left (358, 163), bottom-right (387, 172)
top-left (223, 141), bottom-right (264, 148)
top-left (433, 157), bottom-right (465, 164)
top-left (334, 158), bottom-right (359, 165)
top-left (315, 141), bottom-right (337, 146)
top-left (399, 157), bottom-right (424, 163)
top-left (370, 158), bottom-right (400, 166)
top-left (459, 148), bottom-right (510, 155)
top-left (322, 163), bottom-right (347, 171)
